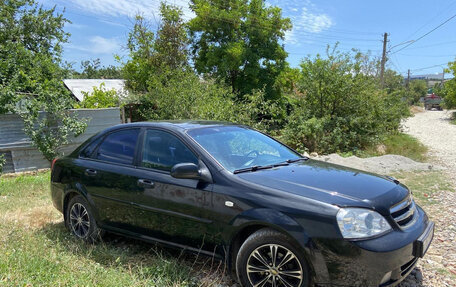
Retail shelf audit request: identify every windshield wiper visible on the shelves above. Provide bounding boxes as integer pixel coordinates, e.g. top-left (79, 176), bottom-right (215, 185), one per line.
top-left (233, 162), bottom-right (290, 174)
top-left (286, 157), bottom-right (309, 163)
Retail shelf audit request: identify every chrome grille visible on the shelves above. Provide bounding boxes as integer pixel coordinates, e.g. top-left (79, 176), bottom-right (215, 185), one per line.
top-left (390, 194), bottom-right (417, 228)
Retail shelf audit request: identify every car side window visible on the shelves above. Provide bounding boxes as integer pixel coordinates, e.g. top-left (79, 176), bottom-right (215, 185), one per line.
top-left (80, 136), bottom-right (103, 158)
top-left (141, 130), bottom-right (198, 171)
top-left (95, 129), bottom-right (140, 165)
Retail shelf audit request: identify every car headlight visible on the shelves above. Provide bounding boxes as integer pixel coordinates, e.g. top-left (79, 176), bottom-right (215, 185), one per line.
top-left (337, 208), bottom-right (392, 239)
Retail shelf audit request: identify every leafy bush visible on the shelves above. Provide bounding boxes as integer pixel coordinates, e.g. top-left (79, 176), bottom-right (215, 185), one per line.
top-left (280, 48), bottom-right (409, 154)
top-left (20, 91), bottom-right (87, 161)
top-left (76, 83), bottom-right (120, 109)
top-left (441, 60), bottom-right (456, 108)
top-left (132, 70), bottom-right (237, 122)
top-left (131, 68), bottom-right (288, 136)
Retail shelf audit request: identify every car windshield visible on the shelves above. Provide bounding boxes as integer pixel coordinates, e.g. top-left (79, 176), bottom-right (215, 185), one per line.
top-left (187, 126), bottom-right (302, 172)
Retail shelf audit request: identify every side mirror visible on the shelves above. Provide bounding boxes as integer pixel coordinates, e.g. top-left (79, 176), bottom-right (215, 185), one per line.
top-left (171, 163), bottom-right (201, 180)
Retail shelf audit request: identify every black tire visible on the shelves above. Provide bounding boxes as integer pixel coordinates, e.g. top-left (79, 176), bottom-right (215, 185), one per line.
top-left (65, 195), bottom-right (103, 243)
top-left (236, 228), bottom-right (310, 287)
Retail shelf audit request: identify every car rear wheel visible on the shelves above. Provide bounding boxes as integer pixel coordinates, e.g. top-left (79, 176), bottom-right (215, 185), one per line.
top-left (66, 195), bottom-right (103, 242)
top-left (236, 228), bottom-right (310, 287)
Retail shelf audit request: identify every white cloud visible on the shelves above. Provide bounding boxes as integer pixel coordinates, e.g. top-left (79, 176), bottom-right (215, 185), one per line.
top-left (270, 0), bottom-right (333, 44)
top-left (67, 22), bottom-right (87, 29)
top-left (295, 7), bottom-right (333, 33)
top-left (66, 36), bottom-right (121, 55)
top-left (89, 36), bottom-right (121, 54)
top-left (66, 0), bottom-right (194, 20)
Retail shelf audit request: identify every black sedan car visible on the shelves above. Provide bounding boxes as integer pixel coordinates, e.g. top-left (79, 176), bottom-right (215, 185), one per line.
top-left (51, 121), bottom-right (434, 287)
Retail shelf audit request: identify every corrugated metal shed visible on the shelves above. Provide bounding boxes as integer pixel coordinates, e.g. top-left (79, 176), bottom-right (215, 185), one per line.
top-left (0, 108), bottom-right (121, 173)
top-left (63, 79), bottom-right (127, 102)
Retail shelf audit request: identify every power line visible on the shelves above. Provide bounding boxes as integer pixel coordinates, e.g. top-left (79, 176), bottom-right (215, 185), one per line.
top-left (397, 53), bottom-right (456, 58)
top-left (411, 63), bottom-right (449, 72)
top-left (404, 1), bottom-right (456, 40)
top-left (405, 40), bottom-right (456, 50)
top-left (390, 12), bottom-right (456, 55)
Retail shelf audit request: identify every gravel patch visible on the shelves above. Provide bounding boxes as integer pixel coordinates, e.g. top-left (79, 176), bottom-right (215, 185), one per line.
top-left (311, 153), bottom-right (438, 174)
top-left (403, 110), bottom-right (456, 183)
top-left (399, 110), bottom-right (456, 287)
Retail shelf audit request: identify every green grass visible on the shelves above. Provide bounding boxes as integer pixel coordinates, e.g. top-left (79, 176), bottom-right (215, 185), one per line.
top-left (451, 112), bottom-right (456, 125)
top-left (391, 171), bottom-right (453, 206)
top-left (0, 172), bottom-right (225, 287)
top-left (358, 133), bottom-right (428, 162)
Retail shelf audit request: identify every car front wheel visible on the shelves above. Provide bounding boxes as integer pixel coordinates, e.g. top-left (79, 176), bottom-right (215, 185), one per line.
top-left (236, 228), bottom-right (310, 287)
top-left (65, 195), bottom-right (103, 242)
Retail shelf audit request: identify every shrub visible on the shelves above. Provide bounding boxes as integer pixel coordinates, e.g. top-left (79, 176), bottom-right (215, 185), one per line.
top-left (20, 91), bottom-right (87, 161)
top-left (133, 70), bottom-right (238, 122)
top-left (280, 48), bottom-right (409, 154)
top-left (76, 83), bottom-right (121, 109)
top-left (131, 70), bottom-right (285, 135)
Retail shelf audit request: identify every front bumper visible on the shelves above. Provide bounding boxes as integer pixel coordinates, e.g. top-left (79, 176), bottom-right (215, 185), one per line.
top-left (313, 206), bottom-right (433, 287)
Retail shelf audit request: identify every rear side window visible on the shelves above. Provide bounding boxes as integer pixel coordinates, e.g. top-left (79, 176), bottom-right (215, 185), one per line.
top-left (141, 130), bottom-right (198, 171)
top-left (95, 129), bottom-right (140, 165)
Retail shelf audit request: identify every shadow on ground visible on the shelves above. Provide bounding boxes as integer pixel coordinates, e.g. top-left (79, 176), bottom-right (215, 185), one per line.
top-left (398, 267), bottom-right (424, 287)
top-left (39, 221), bottom-right (231, 286)
top-left (39, 222), bottom-right (426, 287)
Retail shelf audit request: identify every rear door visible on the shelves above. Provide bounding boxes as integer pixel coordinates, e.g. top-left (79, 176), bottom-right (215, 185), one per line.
top-left (79, 128), bottom-right (142, 230)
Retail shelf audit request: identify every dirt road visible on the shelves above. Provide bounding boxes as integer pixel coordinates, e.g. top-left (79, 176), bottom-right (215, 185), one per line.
top-left (403, 110), bottom-right (456, 181)
top-left (400, 110), bottom-right (456, 287)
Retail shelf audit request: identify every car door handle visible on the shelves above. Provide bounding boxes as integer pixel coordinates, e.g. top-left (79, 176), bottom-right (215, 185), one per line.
top-left (138, 179), bottom-right (155, 188)
top-left (84, 169), bottom-right (97, 176)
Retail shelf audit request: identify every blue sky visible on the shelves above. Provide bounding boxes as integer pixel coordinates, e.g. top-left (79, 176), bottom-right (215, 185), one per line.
top-left (39, 0), bottom-right (456, 77)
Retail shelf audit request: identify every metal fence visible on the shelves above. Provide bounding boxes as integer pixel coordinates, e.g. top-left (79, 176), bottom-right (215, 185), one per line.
top-left (0, 108), bottom-right (121, 173)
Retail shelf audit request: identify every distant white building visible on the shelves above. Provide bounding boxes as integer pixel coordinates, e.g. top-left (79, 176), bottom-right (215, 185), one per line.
top-left (409, 73), bottom-right (444, 81)
top-left (63, 79), bottom-right (127, 102)
top-left (406, 73), bottom-right (447, 88)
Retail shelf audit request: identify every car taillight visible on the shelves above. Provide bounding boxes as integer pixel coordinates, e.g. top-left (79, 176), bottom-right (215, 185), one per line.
top-left (51, 158), bottom-right (58, 171)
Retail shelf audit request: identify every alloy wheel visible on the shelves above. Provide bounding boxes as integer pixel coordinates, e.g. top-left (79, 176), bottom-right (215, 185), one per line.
top-left (69, 203), bottom-right (90, 238)
top-left (246, 244), bottom-right (303, 287)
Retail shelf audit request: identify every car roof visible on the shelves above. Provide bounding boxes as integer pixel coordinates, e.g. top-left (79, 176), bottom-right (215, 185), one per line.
top-left (104, 120), bottom-right (240, 133)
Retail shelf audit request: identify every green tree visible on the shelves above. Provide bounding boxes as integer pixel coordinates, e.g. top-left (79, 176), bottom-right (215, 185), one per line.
top-left (72, 59), bottom-right (122, 79)
top-left (408, 79), bottom-right (427, 104)
top-left (0, 0), bottom-right (70, 113)
top-left (132, 69), bottom-right (238, 122)
top-left (20, 91), bottom-right (87, 161)
top-left (76, 83), bottom-right (120, 108)
top-left (123, 3), bottom-right (189, 93)
top-left (154, 3), bottom-right (189, 70)
top-left (188, 0), bottom-right (291, 100)
top-left (122, 15), bottom-right (156, 93)
top-left (443, 60), bottom-right (456, 108)
top-left (0, 0), bottom-right (86, 161)
top-left (281, 47), bottom-right (409, 153)
top-left (383, 69), bottom-right (405, 95)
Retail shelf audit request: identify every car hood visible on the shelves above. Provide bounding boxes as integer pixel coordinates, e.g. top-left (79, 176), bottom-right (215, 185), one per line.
top-left (236, 159), bottom-right (409, 213)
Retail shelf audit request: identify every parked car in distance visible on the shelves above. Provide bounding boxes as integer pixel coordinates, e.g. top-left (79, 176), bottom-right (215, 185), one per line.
top-left (424, 93), bottom-right (443, 110)
top-left (51, 121), bottom-right (434, 287)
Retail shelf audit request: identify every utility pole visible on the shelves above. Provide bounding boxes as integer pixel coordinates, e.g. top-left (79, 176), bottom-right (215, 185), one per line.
top-left (407, 69), bottom-right (411, 89)
top-left (380, 32), bottom-right (388, 88)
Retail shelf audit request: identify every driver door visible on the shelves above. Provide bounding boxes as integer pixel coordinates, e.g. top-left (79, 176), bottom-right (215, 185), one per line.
top-left (130, 129), bottom-right (215, 250)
